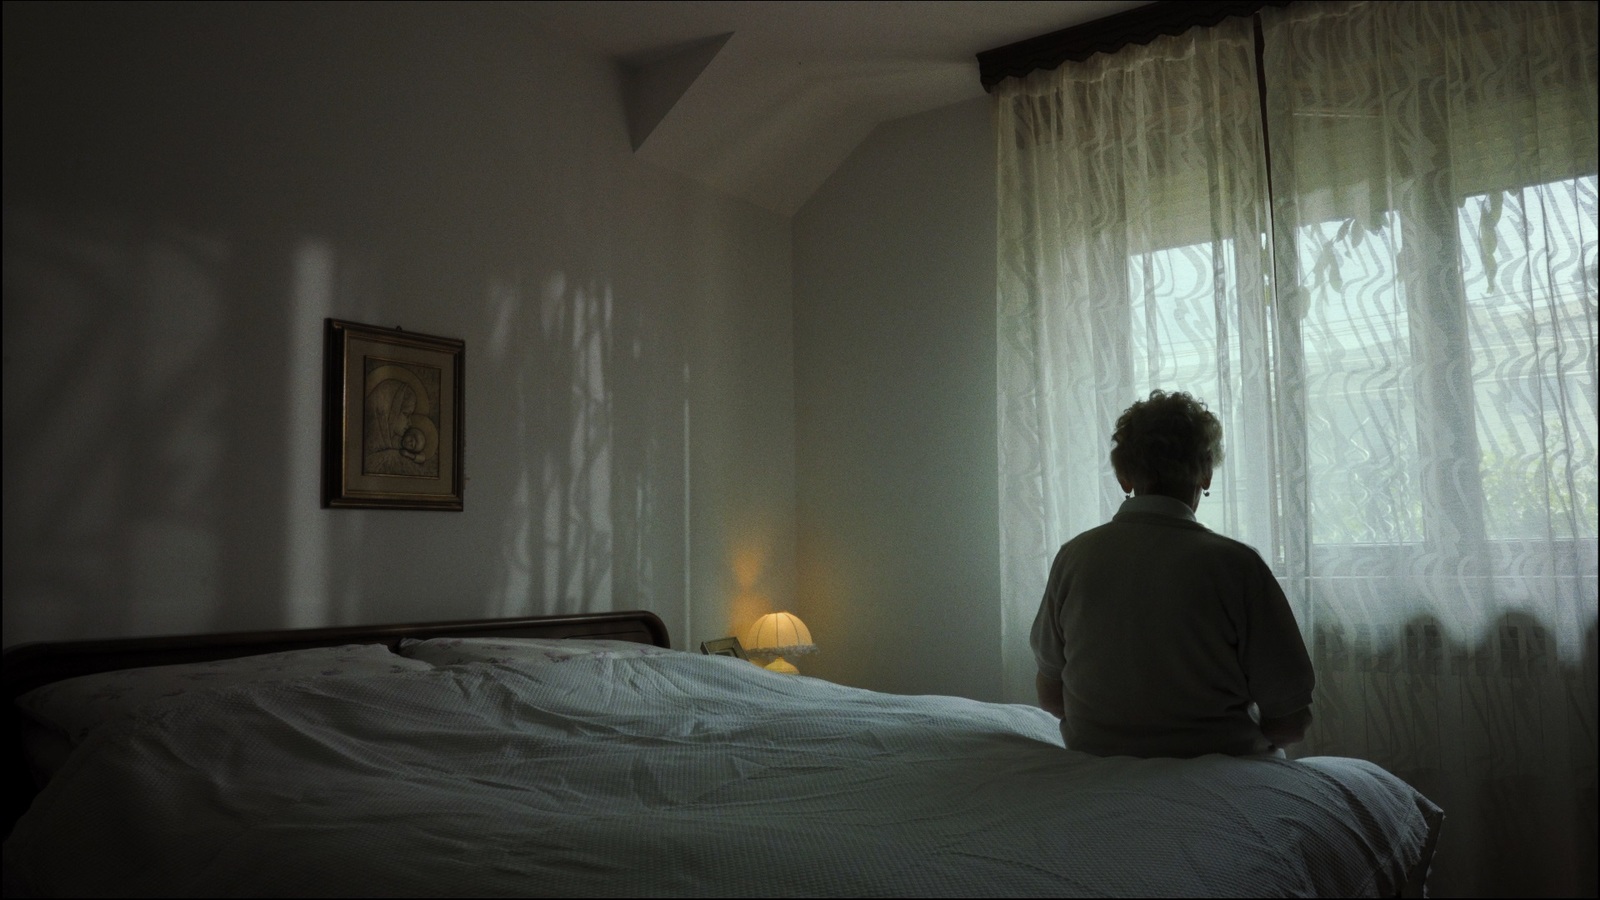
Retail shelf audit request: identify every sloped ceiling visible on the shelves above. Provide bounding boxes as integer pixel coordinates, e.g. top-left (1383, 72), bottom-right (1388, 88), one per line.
top-left (508, 1), bottom-right (1151, 217)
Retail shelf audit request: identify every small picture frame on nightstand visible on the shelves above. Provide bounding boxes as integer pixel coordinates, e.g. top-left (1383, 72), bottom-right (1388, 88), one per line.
top-left (700, 636), bottom-right (749, 660)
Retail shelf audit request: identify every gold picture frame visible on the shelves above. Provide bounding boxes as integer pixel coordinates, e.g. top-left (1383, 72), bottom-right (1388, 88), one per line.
top-left (700, 636), bottom-right (749, 660)
top-left (323, 318), bottom-right (464, 510)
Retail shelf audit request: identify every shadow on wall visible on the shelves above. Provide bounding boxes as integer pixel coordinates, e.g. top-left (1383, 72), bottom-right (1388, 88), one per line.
top-left (2, 208), bottom-right (292, 643)
top-left (485, 269), bottom-right (684, 627)
top-left (1, 2), bottom-right (699, 645)
top-left (1301, 611), bottom-right (1599, 898)
top-left (0, 208), bottom-right (690, 646)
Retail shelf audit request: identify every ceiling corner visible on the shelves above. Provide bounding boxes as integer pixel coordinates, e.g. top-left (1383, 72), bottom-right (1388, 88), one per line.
top-left (623, 32), bottom-right (734, 152)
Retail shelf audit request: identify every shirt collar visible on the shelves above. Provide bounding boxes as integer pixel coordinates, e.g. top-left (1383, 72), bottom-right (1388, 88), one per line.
top-left (1114, 494), bottom-right (1200, 523)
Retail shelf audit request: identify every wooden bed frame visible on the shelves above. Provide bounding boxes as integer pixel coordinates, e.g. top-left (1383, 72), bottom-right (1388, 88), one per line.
top-left (1, 610), bottom-right (670, 835)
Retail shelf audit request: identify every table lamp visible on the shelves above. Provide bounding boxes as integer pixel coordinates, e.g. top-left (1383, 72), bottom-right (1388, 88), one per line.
top-left (743, 612), bottom-right (815, 674)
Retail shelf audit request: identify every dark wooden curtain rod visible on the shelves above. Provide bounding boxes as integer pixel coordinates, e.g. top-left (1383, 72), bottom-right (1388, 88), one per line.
top-left (977, 0), bottom-right (1292, 91)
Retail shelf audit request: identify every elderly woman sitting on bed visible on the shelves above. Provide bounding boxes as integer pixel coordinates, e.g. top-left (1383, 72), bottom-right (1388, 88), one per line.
top-left (1031, 390), bottom-right (1315, 758)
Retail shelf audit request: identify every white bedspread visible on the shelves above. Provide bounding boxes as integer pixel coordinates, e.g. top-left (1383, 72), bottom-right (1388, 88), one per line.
top-left (4, 652), bottom-right (1441, 897)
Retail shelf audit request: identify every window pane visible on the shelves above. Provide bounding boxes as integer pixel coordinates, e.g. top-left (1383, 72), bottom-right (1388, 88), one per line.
top-left (1127, 241), bottom-right (1230, 535)
top-left (1297, 212), bottom-right (1426, 544)
top-left (1462, 176), bottom-right (1599, 541)
top-left (1128, 243), bottom-right (1223, 413)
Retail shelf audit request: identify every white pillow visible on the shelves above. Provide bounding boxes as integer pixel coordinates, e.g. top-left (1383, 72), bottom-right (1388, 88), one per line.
top-left (16, 643), bottom-right (433, 742)
top-left (397, 636), bottom-right (673, 667)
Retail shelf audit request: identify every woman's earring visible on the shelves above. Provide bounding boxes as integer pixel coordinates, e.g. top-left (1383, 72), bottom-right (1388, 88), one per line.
top-left (1203, 489), bottom-right (1211, 497)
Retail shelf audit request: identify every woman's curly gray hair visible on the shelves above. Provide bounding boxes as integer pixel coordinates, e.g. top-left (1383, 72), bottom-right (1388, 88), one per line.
top-left (1110, 390), bottom-right (1224, 495)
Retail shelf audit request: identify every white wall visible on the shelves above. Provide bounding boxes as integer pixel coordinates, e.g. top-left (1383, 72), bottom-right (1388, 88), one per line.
top-left (0, 1), bottom-right (796, 651)
top-left (793, 97), bottom-right (1003, 701)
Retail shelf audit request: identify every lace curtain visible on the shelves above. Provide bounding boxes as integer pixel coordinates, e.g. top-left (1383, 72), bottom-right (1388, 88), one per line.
top-left (996, 2), bottom-right (1597, 895)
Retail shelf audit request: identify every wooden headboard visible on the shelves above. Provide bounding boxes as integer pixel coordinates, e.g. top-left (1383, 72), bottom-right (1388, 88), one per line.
top-left (2, 610), bottom-right (670, 835)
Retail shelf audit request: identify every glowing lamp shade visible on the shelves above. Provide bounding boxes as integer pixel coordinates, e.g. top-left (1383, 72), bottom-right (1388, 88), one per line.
top-left (743, 612), bottom-right (816, 675)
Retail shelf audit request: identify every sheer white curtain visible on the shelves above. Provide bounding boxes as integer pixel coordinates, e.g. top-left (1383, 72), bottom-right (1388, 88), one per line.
top-left (996, 2), bottom-right (1597, 895)
top-left (996, 15), bottom-right (1276, 703)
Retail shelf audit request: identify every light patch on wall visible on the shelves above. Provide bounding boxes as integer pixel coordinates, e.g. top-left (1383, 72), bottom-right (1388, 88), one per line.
top-left (489, 271), bottom-right (621, 615)
top-left (731, 546), bottom-right (766, 591)
top-left (551, 276), bottom-right (613, 610)
top-left (728, 544), bottom-right (777, 636)
top-left (488, 264), bottom-right (694, 646)
top-left (497, 468), bottom-right (535, 616)
top-left (486, 275), bottom-right (519, 364)
top-left (682, 362), bottom-right (693, 647)
top-left (731, 592), bottom-right (771, 636)
top-left (285, 240), bottom-right (333, 628)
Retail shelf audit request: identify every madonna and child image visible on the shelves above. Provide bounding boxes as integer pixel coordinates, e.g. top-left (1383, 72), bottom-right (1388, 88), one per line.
top-left (362, 360), bottom-right (442, 479)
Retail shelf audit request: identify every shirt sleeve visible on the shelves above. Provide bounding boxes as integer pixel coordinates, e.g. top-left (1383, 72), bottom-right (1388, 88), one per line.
top-left (1030, 544), bottom-right (1070, 679)
top-left (1239, 554), bottom-right (1316, 719)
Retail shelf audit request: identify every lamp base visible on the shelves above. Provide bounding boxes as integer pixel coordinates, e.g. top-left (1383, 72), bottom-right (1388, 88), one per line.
top-left (762, 656), bottom-right (799, 675)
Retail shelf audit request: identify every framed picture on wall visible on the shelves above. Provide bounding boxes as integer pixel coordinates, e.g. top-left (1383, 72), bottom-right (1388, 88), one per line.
top-left (700, 637), bottom-right (749, 660)
top-left (323, 318), bottom-right (464, 510)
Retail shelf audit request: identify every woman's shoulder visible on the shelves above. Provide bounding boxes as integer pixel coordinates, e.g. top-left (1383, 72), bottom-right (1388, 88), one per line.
top-left (1188, 529), bottom-right (1274, 572)
top-left (1059, 519), bottom-right (1125, 549)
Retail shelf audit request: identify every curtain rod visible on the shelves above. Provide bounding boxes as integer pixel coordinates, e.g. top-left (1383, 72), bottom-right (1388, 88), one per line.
top-left (976, 0), bottom-right (1292, 92)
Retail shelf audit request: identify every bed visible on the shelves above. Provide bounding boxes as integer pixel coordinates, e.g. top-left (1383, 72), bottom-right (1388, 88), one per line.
top-left (2, 610), bottom-right (1441, 897)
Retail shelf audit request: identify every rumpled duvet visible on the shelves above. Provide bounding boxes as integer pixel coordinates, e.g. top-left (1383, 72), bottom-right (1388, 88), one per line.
top-left (3, 651), bottom-right (1441, 897)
